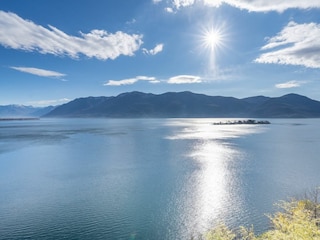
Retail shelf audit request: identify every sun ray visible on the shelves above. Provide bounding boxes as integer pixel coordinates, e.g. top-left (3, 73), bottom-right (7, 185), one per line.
top-left (197, 21), bottom-right (229, 75)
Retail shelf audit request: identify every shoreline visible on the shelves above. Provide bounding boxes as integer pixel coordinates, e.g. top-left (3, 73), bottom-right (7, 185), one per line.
top-left (0, 118), bottom-right (40, 121)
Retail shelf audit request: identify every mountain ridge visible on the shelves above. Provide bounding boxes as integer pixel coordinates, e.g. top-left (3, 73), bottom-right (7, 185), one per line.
top-left (0, 105), bottom-right (55, 118)
top-left (43, 91), bottom-right (320, 118)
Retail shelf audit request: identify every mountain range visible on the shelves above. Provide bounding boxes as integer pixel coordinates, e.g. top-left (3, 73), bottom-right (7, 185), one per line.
top-left (0, 105), bottom-right (54, 118)
top-left (43, 91), bottom-right (320, 118)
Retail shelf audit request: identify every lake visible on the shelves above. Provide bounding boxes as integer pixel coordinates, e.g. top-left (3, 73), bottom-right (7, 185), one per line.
top-left (0, 118), bottom-right (319, 239)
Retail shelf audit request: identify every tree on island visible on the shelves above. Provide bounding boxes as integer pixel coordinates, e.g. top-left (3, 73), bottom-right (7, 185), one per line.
top-left (212, 120), bottom-right (270, 125)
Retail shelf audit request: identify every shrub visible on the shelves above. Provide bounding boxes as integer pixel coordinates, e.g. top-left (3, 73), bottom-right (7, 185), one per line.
top-left (203, 198), bottom-right (320, 240)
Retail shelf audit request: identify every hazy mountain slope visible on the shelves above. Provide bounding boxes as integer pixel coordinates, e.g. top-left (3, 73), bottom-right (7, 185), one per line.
top-left (0, 105), bottom-right (55, 118)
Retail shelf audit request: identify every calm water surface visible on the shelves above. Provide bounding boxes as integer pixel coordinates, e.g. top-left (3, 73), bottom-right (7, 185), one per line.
top-left (0, 118), bottom-right (319, 239)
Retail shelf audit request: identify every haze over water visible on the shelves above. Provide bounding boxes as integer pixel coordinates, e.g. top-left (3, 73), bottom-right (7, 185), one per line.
top-left (0, 118), bottom-right (319, 239)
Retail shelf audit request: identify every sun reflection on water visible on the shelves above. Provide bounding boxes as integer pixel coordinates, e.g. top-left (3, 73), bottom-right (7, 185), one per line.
top-left (165, 119), bottom-right (265, 236)
top-left (189, 139), bottom-right (243, 233)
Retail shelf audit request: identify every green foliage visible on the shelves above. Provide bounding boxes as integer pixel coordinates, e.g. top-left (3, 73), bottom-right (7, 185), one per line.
top-left (205, 224), bottom-right (236, 240)
top-left (260, 200), bottom-right (320, 239)
top-left (203, 197), bottom-right (320, 240)
top-left (239, 226), bottom-right (257, 240)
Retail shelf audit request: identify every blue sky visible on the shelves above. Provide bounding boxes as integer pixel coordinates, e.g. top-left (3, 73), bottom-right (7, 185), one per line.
top-left (1, 0), bottom-right (320, 106)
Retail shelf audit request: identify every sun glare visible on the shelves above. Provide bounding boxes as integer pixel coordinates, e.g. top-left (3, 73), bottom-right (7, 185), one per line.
top-left (203, 28), bottom-right (223, 52)
top-left (201, 26), bottom-right (225, 54)
top-left (197, 22), bottom-right (228, 72)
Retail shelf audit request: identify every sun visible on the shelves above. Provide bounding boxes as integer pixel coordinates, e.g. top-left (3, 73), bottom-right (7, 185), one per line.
top-left (201, 27), bottom-right (224, 53)
top-left (197, 22), bottom-right (229, 73)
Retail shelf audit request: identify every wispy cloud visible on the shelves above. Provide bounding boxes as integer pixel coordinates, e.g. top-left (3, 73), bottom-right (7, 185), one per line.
top-left (0, 11), bottom-right (143, 60)
top-left (169, 0), bottom-right (320, 12)
top-left (126, 18), bottom-right (136, 25)
top-left (28, 98), bottom-right (70, 107)
top-left (255, 21), bottom-right (320, 69)
top-left (142, 44), bottom-right (164, 55)
top-left (104, 76), bottom-right (160, 86)
top-left (168, 75), bottom-right (202, 84)
top-left (165, 7), bottom-right (175, 13)
top-left (275, 80), bottom-right (307, 89)
top-left (10, 66), bottom-right (66, 78)
top-left (173, 0), bottom-right (195, 9)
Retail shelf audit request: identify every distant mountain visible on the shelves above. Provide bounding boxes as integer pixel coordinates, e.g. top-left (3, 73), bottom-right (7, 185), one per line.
top-left (0, 105), bottom-right (55, 118)
top-left (242, 96), bottom-right (270, 106)
top-left (44, 92), bottom-right (320, 118)
top-left (250, 93), bottom-right (320, 118)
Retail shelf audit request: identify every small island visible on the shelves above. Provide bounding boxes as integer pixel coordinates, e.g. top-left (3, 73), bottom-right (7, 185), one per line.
top-left (213, 119), bottom-right (270, 125)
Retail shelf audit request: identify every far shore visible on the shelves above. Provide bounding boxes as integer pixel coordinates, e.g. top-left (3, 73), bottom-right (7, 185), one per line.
top-left (0, 117), bottom-right (40, 121)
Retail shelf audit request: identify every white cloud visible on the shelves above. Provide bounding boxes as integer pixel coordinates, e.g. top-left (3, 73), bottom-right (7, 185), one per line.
top-left (126, 18), bottom-right (136, 25)
top-left (165, 7), bottom-right (175, 13)
top-left (0, 11), bottom-right (143, 60)
top-left (275, 80), bottom-right (306, 89)
top-left (105, 79), bottom-right (137, 86)
top-left (255, 21), bottom-right (320, 69)
top-left (104, 76), bottom-right (160, 86)
top-left (136, 76), bottom-right (159, 83)
top-left (168, 75), bottom-right (202, 84)
top-left (173, 0), bottom-right (195, 9)
top-left (202, 0), bottom-right (224, 7)
top-left (10, 66), bottom-right (66, 78)
top-left (142, 44), bottom-right (164, 55)
top-left (170, 0), bottom-right (320, 12)
top-left (153, 0), bottom-right (163, 3)
top-left (28, 98), bottom-right (70, 107)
